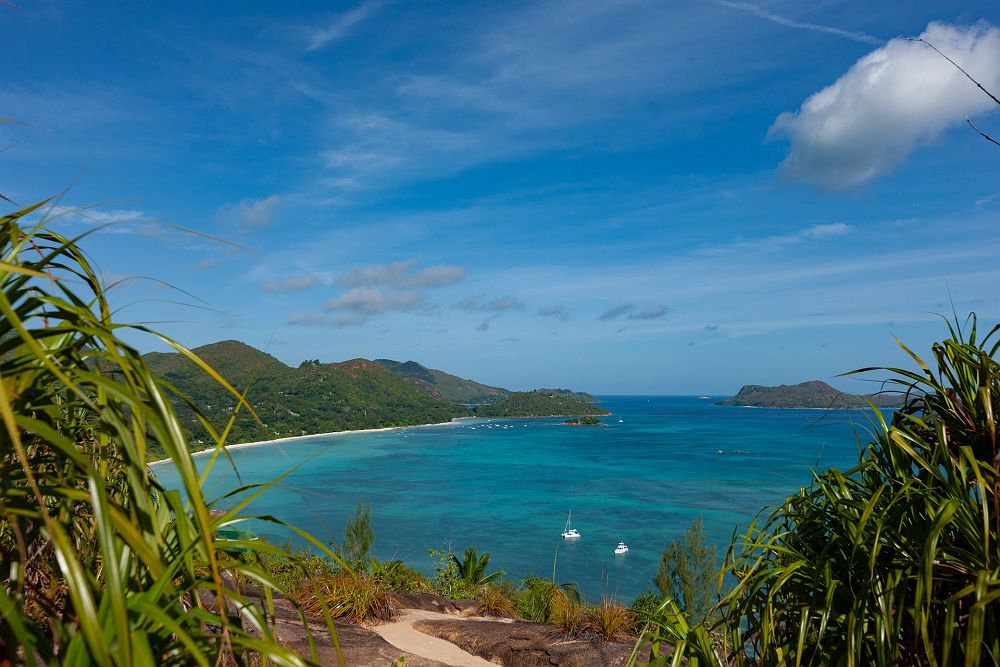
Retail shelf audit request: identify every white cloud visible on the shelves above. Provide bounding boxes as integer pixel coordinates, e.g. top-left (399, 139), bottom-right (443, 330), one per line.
top-left (336, 259), bottom-right (466, 288)
top-left (324, 287), bottom-right (422, 315)
top-left (216, 195), bottom-right (281, 230)
top-left (771, 22), bottom-right (1000, 189)
top-left (305, 0), bottom-right (382, 51)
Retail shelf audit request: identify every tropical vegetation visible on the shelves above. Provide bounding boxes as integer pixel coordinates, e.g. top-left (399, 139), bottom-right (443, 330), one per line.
top-left (633, 316), bottom-right (1000, 665)
top-left (0, 204), bottom-right (338, 665)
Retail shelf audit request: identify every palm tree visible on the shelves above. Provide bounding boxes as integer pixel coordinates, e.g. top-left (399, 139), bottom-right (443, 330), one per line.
top-left (452, 546), bottom-right (504, 586)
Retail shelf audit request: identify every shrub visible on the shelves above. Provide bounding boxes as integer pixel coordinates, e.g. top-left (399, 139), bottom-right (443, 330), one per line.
top-left (516, 575), bottom-right (583, 624)
top-left (653, 515), bottom-right (718, 623)
top-left (331, 500), bottom-right (375, 573)
top-left (628, 591), bottom-right (662, 634)
top-left (371, 559), bottom-right (432, 593)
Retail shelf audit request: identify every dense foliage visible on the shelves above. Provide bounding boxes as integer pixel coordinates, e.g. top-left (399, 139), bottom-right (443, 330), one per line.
top-left (0, 205), bottom-right (337, 665)
top-left (634, 317), bottom-right (1000, 666)
top-left (477, 390), bottom-right (609, 418)
top-left (147, 345), bottom-right (468, 449)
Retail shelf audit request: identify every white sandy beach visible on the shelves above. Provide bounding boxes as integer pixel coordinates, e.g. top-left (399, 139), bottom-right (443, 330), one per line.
top-left (147, 417), bottom-right (476, 468)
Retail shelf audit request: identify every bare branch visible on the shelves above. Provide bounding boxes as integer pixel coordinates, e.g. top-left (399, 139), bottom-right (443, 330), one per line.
top-left (966, 114), bottom-right (1000, 147)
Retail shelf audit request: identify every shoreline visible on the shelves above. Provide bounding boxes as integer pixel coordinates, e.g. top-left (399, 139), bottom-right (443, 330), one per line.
top-left (148, 417), bottom-right (477, 467)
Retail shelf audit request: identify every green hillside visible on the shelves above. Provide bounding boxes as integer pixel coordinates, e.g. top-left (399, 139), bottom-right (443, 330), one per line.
top-left (375, 358), bottom-right (509, 404)
top-left (145, 344), bottom-right (468, 450)
top-left (476, 390), bottom-right (610, 418)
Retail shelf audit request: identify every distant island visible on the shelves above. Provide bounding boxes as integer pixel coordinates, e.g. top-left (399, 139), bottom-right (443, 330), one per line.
top-left (563, 416), bottom-right (602, 426)
top-left (144, 340), bottom-right (603, 453)
top-left (717, 380), bottom-right (905, 409)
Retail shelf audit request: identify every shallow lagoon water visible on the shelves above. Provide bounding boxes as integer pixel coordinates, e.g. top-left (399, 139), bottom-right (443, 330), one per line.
top-left (154, 396), bottom-right (880, 601)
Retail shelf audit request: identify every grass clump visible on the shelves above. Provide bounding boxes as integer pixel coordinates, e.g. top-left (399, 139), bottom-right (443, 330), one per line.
top-left (475, 582), bottom-right (521, 618)
top-left (298, 572), bottom-right (396, 624)
top-left (587, 597), bottom-right (634, 642)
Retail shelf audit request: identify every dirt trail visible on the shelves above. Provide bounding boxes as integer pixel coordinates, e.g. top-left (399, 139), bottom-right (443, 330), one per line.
top-left (372, 609), bottom-right (505, 667)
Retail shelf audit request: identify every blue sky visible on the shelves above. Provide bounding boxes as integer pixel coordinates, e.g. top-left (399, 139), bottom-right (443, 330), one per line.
top-left (3, 1), bottom-right (1000, 394)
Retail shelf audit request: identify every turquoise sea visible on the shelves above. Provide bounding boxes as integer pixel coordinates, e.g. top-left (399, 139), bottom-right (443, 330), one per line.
top-left (154, 396), bottom-right (881, 602)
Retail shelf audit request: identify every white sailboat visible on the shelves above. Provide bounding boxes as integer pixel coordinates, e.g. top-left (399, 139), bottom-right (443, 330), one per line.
top-left (614, 541), bottom-right (629, 555)
top-left (561, 512), bottom-right (581, 539)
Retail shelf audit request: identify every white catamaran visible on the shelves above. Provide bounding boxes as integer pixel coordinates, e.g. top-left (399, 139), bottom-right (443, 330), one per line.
top-left (561, 512), bottom-right (581, 539)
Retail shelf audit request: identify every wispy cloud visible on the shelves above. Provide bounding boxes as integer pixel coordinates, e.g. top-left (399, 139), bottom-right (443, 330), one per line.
top-left (771, 22), bottom-right (1000, 189)
top-left (537, 305), bottom-right (570, 320)
top-left (262, 275), bottom-right (321, 293)
top-left (598, 304), bottom-right (635, 320)
top-left (699, 223), bottom-right (853, 256)
top-left (216, 195), bottom-right (281, 231)
top-left (714, 1), bottom-right (882, 46)
top-left (337, 259), bottom-right (466, 288)
top-left (305, 0), bottom-right (382, 51)
top-left (629, 305), bottom-right (670, 320)
top-left (476, 314), bottom-right (501, 332)
top-left (288, 312), bottom-right (367, 328)
top-left (598, 303), bottom-right (670, 321)
top-left (455, 294), bottom-right (524, 311)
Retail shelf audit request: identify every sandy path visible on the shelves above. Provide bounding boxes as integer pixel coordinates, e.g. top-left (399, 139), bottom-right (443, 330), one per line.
top-left (372, 609), bottom-right (500, 667)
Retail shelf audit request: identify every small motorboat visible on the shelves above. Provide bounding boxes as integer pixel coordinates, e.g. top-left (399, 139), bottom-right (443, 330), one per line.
top-left (614, 541), bottom-right (629, 555)
top-left (562, 511), bottom-right (581, 539)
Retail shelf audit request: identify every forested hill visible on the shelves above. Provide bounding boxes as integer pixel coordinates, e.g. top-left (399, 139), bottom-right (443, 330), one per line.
top-left (476, 390), bottom-right (610, 418)
top-left (717, 380), bottom-right (905, 409)
top-left (144, 341), bottom-right (467, 450)
top-left (375, 359), bottom-right (509, 404)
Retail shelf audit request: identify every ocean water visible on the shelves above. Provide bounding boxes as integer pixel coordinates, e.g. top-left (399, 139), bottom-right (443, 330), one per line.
top-left (153, 396), bottom-right (882, 602)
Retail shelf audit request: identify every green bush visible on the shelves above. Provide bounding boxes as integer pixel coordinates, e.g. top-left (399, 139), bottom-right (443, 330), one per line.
top-left (628, 591), bottom-right (662, 634)
top-left (653, 515), bottom-right (718, 624)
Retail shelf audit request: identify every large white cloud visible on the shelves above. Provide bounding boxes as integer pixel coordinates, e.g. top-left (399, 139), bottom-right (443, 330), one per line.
top-left (771, 22), bottom-right (1000, 190)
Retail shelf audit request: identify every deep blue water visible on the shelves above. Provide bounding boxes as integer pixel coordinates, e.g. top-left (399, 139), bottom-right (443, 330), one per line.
top-left (153, 396), bottom-right (882, 602)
